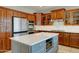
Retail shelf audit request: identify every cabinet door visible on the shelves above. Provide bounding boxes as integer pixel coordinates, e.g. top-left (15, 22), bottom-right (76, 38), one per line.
top-left (59, 32), bottom-right (64, 45)
top-left (6, 9), bottom-right (13, 50)
top-left (70, 33), bottom-right (79, 48)
top-left (0, 32), bottom-right (6, 51)
top-left (32, 41), bottom-right (46, 53)
top-left (0, 39), bottom-right (4, 51)
top-left (51, 12), bottom-right (56, 19)
top-left (63, 33), bottom-right (70, 46)
top-left (0, 8), bottom-right (7, 52)
top-left (56, 10), bottom-right (65, 19)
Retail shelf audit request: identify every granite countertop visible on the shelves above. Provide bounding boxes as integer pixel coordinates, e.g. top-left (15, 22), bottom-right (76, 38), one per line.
top-left (35, 29), bottom-right (79, 33)
top-left (10, 32), bottom-right (59, 46)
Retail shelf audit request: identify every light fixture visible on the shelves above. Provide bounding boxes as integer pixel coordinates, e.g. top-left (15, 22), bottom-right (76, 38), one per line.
top-left (39, 6), bottom-right (43, 7)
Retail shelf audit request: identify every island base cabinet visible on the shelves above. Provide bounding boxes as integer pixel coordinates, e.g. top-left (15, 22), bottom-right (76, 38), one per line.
top-left (12, 40), bottom-right (30, 53)
top-left (32, 41), bottom-right (46, 53)
top-left (11, 35), bottom-right (58, 53)
top-left (51, 36), bottom-right (58, 53)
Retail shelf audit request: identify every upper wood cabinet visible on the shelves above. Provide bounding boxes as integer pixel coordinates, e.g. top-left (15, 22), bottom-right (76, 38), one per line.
top-left (35, 13), bottom-right (51, 25)
top-left (34, 13), bottom-right (42, 25)
top-left (13, 11), bottom-right (27, 18)
top-left (27, 14), bottom-right (35, 21)
top-left (51, 11), bottom-right (56, 19)
top-left (42, 13), bottom-right (51, 25)
top-left (65, 9), bottom-right (79, 25)
top-left (51, 8), bottom-right (65, 20)
top-left (27, 14), bottom-right (36, 24)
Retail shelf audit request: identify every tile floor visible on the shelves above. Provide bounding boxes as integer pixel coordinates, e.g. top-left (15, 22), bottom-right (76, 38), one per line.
top-left (5, 45), bottom-right (79, 53)
top-left (58, 45), bottom-right (79, 53)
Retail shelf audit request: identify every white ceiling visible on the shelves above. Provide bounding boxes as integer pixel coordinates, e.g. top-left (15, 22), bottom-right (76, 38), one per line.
top-left (5, 6), bottom-right (79, 13)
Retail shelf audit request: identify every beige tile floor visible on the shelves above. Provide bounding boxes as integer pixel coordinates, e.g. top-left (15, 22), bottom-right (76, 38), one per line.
top-left (5, 45), bottom-right (79, 53)
top-left (58, 45), bottom-right (79, 53)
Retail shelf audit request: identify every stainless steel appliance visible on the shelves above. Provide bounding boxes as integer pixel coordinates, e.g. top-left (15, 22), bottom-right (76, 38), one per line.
top-left (46, 38), bottom-right (53, 52)
top-left (28, 21), bottom-right (34, 34)
top-left (12, 16), bottom-right (29, 37)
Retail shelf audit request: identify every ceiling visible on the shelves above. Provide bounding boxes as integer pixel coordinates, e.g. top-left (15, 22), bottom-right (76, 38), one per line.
top-left (5, 6), bottom-right (79, 13)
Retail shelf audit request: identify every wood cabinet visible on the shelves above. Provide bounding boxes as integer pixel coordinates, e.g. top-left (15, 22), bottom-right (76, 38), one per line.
top-left (42, 13), bottom-right (51, 25)
top-left (63, 33), bottom-right (70, 46)
top-left (27, 14), bottom-right (36, 24)
top-left (13, 11), bottom-right (27, 18)
top-left (51, 11), bottom-right (56, 19)
top-left (6, 9), bottom-right (13, 50)
top-left (35, 13), bottom-right (51, 25)
top-left (51, 8), bottom-right (65, 20)
top-left (58, 32), bottom-right (64, 45)
top-left (70, 33), bottom-right (79, 48)
top-left (34, 13), bottom-right (42, 25)
top-left (65, 9), bottom-right (79, 25)
top-left (0, 32), bottom-right (10, 52)
top-left (0, 8), bottom-right (13, 52)
top-left (27, 14), bottom-right (35, 21)
top-left (0, 8), bottom-right (7, 52)
top-left (61, 33), bottom-right (79, 48)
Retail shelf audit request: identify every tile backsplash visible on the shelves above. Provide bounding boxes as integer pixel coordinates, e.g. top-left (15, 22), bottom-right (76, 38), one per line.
top-left (53, 20), bottom-right (64, 26)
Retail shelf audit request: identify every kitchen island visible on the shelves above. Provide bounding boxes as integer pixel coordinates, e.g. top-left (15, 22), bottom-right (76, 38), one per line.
top-left (11, 32), bottom-right (59, 53)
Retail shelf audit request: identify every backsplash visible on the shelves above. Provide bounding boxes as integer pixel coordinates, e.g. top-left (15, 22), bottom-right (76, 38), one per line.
top-left (34, 25), bottom-right (79, 32)
top-left (53, 19), bottom-right (64, 26)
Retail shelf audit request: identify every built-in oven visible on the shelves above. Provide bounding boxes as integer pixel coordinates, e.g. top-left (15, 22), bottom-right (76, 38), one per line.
top-left (46, 38), bottom-right (53, 52)
top-left (28, 21), bottom-right (34, 31)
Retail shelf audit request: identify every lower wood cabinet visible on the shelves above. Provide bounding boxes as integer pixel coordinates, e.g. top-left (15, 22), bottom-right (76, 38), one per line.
top-left (63, 33), bottom-right (79, 48)
top-left (0, 39), bottom-right (4, 51)
top-left (58, 32), bottom-right (64, 45)
top-left (0, 32), bottom-right (11, 52)
top-left (63, 33), bottom-right (70, 46)
top-left (70, 33), bottom-right (79, 48)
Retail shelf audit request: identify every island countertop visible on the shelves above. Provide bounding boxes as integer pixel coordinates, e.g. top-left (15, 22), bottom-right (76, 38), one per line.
top-left (10, 32), bottom-right (59, 46)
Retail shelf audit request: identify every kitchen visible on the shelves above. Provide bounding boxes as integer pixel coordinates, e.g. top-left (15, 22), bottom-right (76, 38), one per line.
top-left (0, 6), bottom-right (79, 53)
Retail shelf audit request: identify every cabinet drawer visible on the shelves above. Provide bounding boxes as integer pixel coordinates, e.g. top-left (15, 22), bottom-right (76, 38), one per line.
top-left (71, 33), bottom-right (79, 37)
top-left (32, 41), bottom-right (46, 52)
top-left (70, 34), bottom-right (79, 38)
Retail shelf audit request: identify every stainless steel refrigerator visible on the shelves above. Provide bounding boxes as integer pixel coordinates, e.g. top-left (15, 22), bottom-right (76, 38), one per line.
top-left (12, 16), bottom-right (29, 37)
